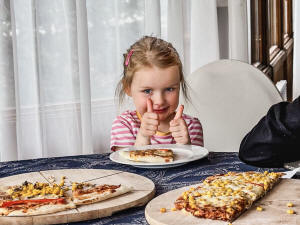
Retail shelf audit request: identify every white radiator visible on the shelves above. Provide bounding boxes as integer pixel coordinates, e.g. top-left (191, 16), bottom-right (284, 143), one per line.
top-left (276, 80), bottom-right (287, 101)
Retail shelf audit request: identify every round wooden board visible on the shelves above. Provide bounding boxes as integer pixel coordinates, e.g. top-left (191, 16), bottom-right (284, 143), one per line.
top-left (145, 179), bottom-right (300, 225)
top-left (0, 169), bottom-right (155, 225)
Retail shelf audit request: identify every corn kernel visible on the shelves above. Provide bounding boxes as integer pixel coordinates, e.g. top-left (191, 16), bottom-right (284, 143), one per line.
top-left (190, 203), bottom-right (197, 209)
top-left (226, 207), bottom-right (234, 213)
top-left (256, 206), bottom-right (263, 211)
top-left (287, 202), bottom-right (293, 207)
top-left (72, 182), bottom-right (77, 191)
top-left (287, 209), bottom-right (294, 214)
top-left (194, 211), bottom-right (201, 216)
top-left (160, 208), bottom-right (167, 213)
top-left (189, 200), bottom-right (196, 204)
top-left (193, 191), bottom-right (201, 197)
top-left (227, 188), bottom-right (233, 193)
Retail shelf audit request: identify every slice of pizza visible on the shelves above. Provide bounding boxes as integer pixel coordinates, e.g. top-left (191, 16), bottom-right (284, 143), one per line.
top-left (0, 178), bottom-right (75, 216)
top-left (174, 171), bottom-right (283, 222)
top-left (119, 149), bottom-right (174, 163)
top-left (72, 182), bottom-right (133, 205)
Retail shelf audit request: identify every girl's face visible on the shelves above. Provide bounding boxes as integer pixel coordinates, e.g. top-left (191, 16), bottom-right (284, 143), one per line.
top-left (127, 65), bottom-right (181, 123)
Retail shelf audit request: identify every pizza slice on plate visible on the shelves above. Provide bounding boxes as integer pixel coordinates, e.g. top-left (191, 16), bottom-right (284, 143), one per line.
top-left (174, 171), bottom-right (283, 222)
top-left (71, 182), bottom-right (132, 205)
top-left (119, 149), bottom-right (174, 163)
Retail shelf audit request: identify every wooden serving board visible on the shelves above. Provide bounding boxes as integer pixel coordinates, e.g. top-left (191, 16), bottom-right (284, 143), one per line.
top-left (0, 169), bottom-right (155, 225)
top-left (145, 179), bottom-right (300, 225)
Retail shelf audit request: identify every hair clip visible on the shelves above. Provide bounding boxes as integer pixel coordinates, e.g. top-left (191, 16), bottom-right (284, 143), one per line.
top-left (125, 50), bottom-right (134, 66)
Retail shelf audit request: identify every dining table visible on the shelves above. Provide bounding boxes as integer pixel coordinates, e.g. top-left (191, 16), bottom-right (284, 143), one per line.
top-left (0, 151), bottom-right (298, 225)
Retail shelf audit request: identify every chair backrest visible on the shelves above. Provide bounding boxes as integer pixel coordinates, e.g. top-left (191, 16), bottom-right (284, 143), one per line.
top-left (181, 59), bottom-right (283, 152)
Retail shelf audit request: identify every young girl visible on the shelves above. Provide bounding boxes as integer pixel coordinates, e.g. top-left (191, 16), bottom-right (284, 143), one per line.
top-left (110, 36), bottom-right (203, 151)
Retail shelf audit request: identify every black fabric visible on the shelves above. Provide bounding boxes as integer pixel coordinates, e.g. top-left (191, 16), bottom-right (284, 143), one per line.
top-left (239, 96), bottom-right (300, 168)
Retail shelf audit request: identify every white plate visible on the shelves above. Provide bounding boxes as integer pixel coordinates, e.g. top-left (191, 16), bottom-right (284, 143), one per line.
top-left (284, 160), bottom-right (300, 177)
top-left (109, 144), bottom-right (209, 169)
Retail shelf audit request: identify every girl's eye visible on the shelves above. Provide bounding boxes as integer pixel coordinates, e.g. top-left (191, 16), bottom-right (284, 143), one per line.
top-left (166, 88), bottom-right (174, 92)
top-left (143, 89), bottom-right (152, 94)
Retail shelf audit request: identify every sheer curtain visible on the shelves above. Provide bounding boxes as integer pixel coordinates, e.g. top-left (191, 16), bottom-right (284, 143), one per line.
top-left (0, 0), bottom-right (248, 161)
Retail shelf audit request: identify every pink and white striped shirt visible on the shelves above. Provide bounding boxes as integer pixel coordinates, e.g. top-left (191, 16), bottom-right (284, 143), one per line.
top-left (110, 110), bottom-right (203, 151)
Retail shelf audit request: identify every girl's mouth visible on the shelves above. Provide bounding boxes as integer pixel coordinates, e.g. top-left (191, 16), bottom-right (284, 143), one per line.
top-left (153, 107), bottom-right (168, 114)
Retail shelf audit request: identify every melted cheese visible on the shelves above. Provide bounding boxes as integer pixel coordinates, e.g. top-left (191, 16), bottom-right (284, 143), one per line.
top-left (179, 171), bottom-right (282, 210)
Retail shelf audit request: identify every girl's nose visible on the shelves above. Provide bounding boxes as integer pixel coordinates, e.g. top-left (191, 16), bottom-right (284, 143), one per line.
top-left (151, 92), bottom-right (164, 106)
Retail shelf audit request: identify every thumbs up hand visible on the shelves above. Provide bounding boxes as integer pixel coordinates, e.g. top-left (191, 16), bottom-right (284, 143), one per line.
top-left (169, 105), bottom-right (191, 145)
top-left (135, 98), bottom-right (159, 146)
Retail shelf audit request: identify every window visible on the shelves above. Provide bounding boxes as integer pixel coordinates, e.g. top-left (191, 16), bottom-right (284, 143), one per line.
top-left (251, 0), bottom-right (293, 101)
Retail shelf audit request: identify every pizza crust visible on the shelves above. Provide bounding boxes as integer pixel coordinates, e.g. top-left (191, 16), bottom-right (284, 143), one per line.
top-left (0, 199), bottom-right (76, 216)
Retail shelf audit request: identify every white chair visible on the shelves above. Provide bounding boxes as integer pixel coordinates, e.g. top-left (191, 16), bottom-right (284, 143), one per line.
top-left (181, 59), bottom-right (283, 152)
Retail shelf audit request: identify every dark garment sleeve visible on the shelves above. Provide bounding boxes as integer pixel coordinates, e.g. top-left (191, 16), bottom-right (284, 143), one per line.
top-left (239, 96), bottom-right (300, 168)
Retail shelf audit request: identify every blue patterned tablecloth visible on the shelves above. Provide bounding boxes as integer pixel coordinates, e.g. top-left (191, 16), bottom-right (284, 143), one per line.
top-left (0, 152), bottom-right (297, 225)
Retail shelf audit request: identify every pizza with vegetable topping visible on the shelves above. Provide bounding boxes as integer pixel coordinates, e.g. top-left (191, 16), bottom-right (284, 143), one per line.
top-left (0, 180), bottom-right (75, 216)
top-left (0, 177), bottom-right (132, 216)
top-left (119, 149), bottom-right (174, 163)
top-left (174, 171), bottom-right (284, 222)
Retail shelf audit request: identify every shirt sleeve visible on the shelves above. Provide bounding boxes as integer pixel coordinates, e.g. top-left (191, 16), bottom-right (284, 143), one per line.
top-left (187, 117), bottom-right (204, 147)
top-left (110, 116), bottom-right (136, 151)
top-left (239, 96), bottom-right (300, 167)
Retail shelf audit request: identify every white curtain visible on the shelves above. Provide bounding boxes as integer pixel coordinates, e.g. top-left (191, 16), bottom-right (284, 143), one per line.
top-left (190, 0), bottom-right (220, 74)
top-left (228, 0), bottom-right (249, 62)
top-left (0, 0), bottom-right (145, 161)
top-left (0, 0), bottom-right (248, 161)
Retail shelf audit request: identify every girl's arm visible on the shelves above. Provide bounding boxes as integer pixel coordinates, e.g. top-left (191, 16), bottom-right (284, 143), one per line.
top-left (110, 113), bottom-right (135, 151)
top-left (135, 132), bottom-right (151, 146)
top-left (187, 118), bottom-right (204, 147)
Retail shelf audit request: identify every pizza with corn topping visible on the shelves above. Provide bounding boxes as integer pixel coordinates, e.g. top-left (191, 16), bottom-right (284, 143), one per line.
top-left (0, 177), bottom-right (75, 216)
top-left (174, 171), bottom-right (283, 222)
top-left (0, 176), bottom-right (132, 216)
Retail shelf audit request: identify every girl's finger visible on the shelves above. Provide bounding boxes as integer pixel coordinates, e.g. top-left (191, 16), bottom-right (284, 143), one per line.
top-left (147, 98), bottom-right (154, 113)
top-left (174, 105), bottom-right (184, 120)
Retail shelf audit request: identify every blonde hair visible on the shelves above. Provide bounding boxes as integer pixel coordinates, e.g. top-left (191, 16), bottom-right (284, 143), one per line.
top-left (116, 36), bottom-right (190, 105)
